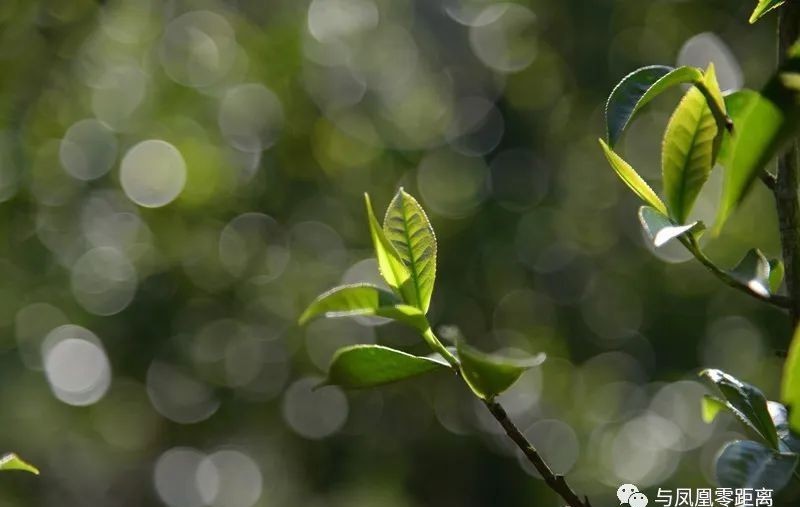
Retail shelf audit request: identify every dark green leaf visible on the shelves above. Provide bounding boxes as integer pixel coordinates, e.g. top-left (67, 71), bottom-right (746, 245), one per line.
top-left (701, 394), bottom-right (770, 443)
top-left (599, 140), bottom-right (668, 215)
top-left (750, 0), bottom-right (786, 23)
top-left (768, 401), bottom-right (800, 454)
top-left (716, 440), bottom-right (797, 490)
top-left (325, 344), bottom-right (449, 389)
top-left (364, 193), bottom-right (417, 306)
top-left (701, 368), bottom-right (780, 449)
top-left (383, 188), bottom-right (437, 313)
top-left (456, 341), bottom-right (545, 400)
top-left (0, 454), bottom-right (38, 475)
top-left (638, 206), bottom-right (700, 247)
top-left (729, 249), bottom-right (772, 297)
top-left (605, 65), bottom-right (703, 147)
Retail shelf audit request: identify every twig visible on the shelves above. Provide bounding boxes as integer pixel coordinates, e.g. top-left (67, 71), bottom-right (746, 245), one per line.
top-left (776, 6), bottom-right (800, 327)
top-left (679, 238), bottom-right (792, 309)
top-left (484, 400), bottom-right (591, 507)
top-left (428, 329), bottom-right (591, 507)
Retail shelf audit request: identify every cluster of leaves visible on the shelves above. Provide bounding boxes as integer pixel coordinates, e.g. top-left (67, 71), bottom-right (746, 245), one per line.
top-left (599, 2), bottom-right (800, 494)
top-left (700, 363), bottom-right (800, 491)
top-left (599, 45), bottom-right (800, 300)
top-left (299, 189), bottom-right (544, 401)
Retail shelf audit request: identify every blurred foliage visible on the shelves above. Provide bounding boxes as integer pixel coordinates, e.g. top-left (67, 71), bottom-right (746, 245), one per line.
top-left (0, 0), bottom-right (792, 506)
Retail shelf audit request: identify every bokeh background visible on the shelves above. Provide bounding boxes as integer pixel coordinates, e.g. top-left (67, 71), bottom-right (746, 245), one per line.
top-left (0, 0), bottom-right (792, 506)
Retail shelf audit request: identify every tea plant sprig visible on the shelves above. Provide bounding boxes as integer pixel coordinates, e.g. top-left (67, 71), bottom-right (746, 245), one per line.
top-left (599, 1), bottom-right (800, 496)
top-left (299, 189), bottom-right (591, 507)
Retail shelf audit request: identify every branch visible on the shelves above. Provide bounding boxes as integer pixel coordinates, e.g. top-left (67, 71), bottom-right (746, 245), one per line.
top-left (427, 328), bottom-right (592, 507)
top-left (484, 400), bottom-right (591, 507)
top-left (776, 6), bottom-right (800, 327)
top-left (681, 238), bottom-right (791, 309)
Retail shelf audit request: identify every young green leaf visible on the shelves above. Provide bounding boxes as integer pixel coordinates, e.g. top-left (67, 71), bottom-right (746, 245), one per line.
top-left (456, 341), bottom-right (545, 400)
top-left (716, 440), bottom-right (797, 490)
top-left (299, 283), bottom-right (429, 332)
top-left (599, 140), bottom-right (668, 215)
top-left (364, 193), bottom-right (417, 306)
top-left (750, 0), bottom-right (786, 23)
top-left (770, 259), bottom-right (785, 293)
top-left (0, 453), bottom-right (39, 475)
top-left (383, 189), bottom-right (437, 313)
top-left (781, 325), bottom-right (800, 433)
top-left (605, 65), bottom-right (703, 147)
top-left (299, 283), bottom-right (401, 325)
top-left (716, 90), bottom-right (784, 230)
top-left (325, 344), bottom-right (449, 389)
top-left (729, 249), bottom-right (772, 297)
top-left (701, 394), bottom-right (728, 423)
top-left (638, 206), bottom-right (700, 247)
top-left (701, 368), bottom-right (780, 449)
top-left (661, 82), bottom-right (718, 223)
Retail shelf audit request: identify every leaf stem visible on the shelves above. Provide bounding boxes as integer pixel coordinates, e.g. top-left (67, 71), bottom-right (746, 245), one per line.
top-left (776, 6), bottom-right (800, 328)
top-left (680, 237), bottom-right (791, 308)
top-left (425, 329), bottom-right (591, 507)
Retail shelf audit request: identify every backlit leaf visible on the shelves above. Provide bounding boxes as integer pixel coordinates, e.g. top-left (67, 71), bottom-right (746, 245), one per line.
top-left (383, 188), bottom-right (437, 313)
top-left (0, 454), bottom-right (38, 475)
top-left (325, 344), bottom-right (449, 389)
top-left (661, 79), bottom-right (718, 223)
top-left (750, 0), bottom-right (786, 23)
top-left (599, 140), bottom-right (668, 215)
top-left (364, 193), bottom-right (417, 306)
top-left (456, 341), bottom-right (545, 400)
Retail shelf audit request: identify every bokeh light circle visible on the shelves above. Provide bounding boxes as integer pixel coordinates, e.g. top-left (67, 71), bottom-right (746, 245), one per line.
top-left (120, 139), bottom-right (187, 207)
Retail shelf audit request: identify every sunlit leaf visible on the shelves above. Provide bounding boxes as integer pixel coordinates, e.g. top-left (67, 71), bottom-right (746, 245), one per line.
top-left (701, 395), bottom-right (727, 423)
top-left (383, 188), bottom-right (436, 313)
top-left (325, 344), bottom-right (449, 389)
top-left (729, 249), bottom-right (772, 297)
top-left (364, 193), bottom-right (417, 306)
top-left (780, 325), bottom-right (800, 433)
top-left (702, 368), bottom-right (779, 449)
top-left (750, 0), bottom-right (786, 23)
top-left (456, 341), bottom-right (545, 400)
top-left (299, 283), bottom-right (429, 332)
top-left (770, 259), bottom-right (785, 294)
top-left (605, 65), bottom-right (703, 147)
top-left (716, 50), bottom-right (800, 231)
top-left (716, 440), bottom-right (797, 490)
top-left (0, 454), bottom-right (38, 475)
top-left (716, 90), bottom-right (784, 230)
top-left (661, 79), bottom-right (718, 223)
top-left (299, 283), bottom-right (400, 324)
top-left (599, 140), bottom-right (668, 214)
top-left (638, 206), bottom-right (700, 247)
